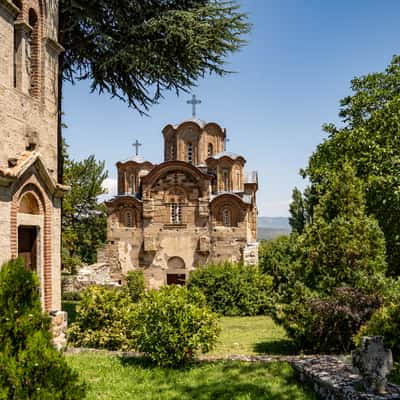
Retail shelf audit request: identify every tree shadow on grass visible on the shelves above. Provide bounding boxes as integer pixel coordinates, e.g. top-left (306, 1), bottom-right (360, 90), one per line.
top-left (117, 357), bottom-right (316, 400)
top-left (253, 339), bottom-right (298, 355)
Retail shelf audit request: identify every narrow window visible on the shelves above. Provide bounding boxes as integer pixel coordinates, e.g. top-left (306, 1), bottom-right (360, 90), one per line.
top-left (207, 143), bottom-right (213, 157)
top-left (130, 175), bottom-right (135, 195)
top-left (170, 203), bottom-right (182, 224)
top-left (223, 169), bottom-right (229, 191)
top-left (169, 143), bottom-right (175, 160)
top-left (223, 208), bottom-right (231, 227)
top-left (12, 0), bottom-right (22, 89)
top-left (125, 211), bottom-right (133, 227)
top-left (237, 171), bottom-right (241, 190)
top-left (28, 9), bottom-right (39, 97)
top-left (187, 143), bottom-right (193, 163)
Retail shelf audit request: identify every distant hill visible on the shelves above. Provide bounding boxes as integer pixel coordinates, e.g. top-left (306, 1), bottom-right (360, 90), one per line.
top-left (257, 217), bottom-right (291, 241)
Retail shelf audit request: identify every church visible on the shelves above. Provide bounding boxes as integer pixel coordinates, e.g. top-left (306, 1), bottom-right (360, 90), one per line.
top-left (0, 0), bottom-right (65, 312)
top-left (98, 96), bottom-right (259, 289)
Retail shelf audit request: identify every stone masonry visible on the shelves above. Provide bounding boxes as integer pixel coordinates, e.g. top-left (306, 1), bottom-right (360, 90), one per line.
top-left (0, 0), bottom-right (66, 346)
top-left (98, 117), bottom-right (259, 288)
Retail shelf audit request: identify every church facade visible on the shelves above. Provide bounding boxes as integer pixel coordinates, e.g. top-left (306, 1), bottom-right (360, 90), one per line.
top-left (99, 114), bottom-right (259, 289)
top-left (0, 0), bottom-right (65, 311)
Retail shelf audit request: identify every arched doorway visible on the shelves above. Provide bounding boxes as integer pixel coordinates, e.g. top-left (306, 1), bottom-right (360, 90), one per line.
top-left (166, 256), bottom-right (186, 285)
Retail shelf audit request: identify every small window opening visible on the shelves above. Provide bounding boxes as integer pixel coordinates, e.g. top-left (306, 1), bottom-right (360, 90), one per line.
top-left (208, 143), bottom-right (213, 157)
top-left (223, 208), bottom-right (231, 227)
top-left (187, 143), bottom-right (193, 163)
top-left (170, 203), bottom-right (182, 224)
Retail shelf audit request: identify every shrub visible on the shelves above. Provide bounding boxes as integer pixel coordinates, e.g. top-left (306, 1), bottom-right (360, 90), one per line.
top-left (133, 286), bottom-right (220, 367)
top-left (355, 302), bottom-right (400, 359)
top-left (62, 291), bottom-right (82, 301)
top-left (280, 286), bottom-right (382, 353)
top-left (68, 285), bottom-right (135, 350)
top-left (189, 262), bottom-right (273, 316)
top-left (0, 259), bottom-right (85, 399)
top-left (125, 270), bottom-right (146, 302)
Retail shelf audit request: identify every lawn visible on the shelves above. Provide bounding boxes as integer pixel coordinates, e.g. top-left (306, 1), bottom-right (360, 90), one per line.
top-left (211, 316), bottom-right (296, 356)
top-left (66, 352), bottom-right (317, 400)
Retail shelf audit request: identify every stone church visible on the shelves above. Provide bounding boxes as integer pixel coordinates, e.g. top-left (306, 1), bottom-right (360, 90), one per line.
top-left (99, 99), bottom-right (259, 289)
top-left (0, 0), bottom-right (66, 312)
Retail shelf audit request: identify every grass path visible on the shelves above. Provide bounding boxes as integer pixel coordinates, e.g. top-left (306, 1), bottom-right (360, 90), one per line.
top-left (211, 316), bottom-right (296, 356)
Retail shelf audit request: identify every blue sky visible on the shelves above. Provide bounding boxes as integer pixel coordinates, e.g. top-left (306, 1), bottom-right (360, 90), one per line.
top-left (63, 0), bottom-right (400, 217)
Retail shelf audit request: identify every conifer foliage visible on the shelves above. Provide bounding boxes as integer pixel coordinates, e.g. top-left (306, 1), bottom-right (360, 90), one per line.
top-left (0, 259), bottom-right (85, 399)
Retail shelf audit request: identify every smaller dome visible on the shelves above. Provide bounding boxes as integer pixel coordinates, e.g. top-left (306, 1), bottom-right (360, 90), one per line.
top-left (209, 151), bottom-right (245, 161)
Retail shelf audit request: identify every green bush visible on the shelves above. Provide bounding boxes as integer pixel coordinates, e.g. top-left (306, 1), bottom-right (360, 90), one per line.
top-left (355, 302), bottom-right (400, 359)
top-left (62, 291), bottom-right (82, 301)
top-left (189, 262), bottom-right (273, 316)
top-left (125, 270), bottom-right (146, 302)
top-left (68, 285), bottom-right (135, 350)
top-left (133, 286), bottom-right (220, 367)
top-left (0, 259), bottom-right (85, 399)
top-left (279, 286), bottom-right (381, 353)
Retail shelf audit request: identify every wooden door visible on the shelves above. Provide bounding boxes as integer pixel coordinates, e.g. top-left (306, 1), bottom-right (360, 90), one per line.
top-left (18, 226), bottom-right (38, 271)
top-left (166, 274), bottom-right (186, 285)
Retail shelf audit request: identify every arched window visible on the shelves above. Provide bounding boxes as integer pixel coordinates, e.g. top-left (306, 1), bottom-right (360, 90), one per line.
top-left (28, 9), bottom-right (39, 97)
top-left (187, 143), bottom-right (193, 163)
top-left (222, 208), bottom-right (231, 227)
top-left (130, 175), bottom-right (135, 195)
top-left (207, 143), bottom-right (213, 157)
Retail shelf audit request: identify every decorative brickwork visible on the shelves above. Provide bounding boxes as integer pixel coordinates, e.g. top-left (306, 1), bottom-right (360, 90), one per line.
top-left (100, 118), bottom-right (259, 289)
top-left (0, 0), bottom-right (64, 313)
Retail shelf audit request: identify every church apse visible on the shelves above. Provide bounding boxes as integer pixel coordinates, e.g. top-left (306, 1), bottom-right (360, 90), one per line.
top-left (100, 96), bottom-right (259, 289)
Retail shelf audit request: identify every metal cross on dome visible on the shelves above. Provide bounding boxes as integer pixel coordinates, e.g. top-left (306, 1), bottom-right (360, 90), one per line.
top-left (187, 94), bottom-right (201, 118)
top-left (132, 140), bottom-right (142, 156)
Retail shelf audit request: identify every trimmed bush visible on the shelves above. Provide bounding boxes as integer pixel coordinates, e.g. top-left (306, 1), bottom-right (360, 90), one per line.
top-left (0, 259), bottom-right (85, 399)
top-left (280, 286), bottom-right (381, 353)
top-left (68, 285), bottom-right (135, 350)
top-left (189, 262), bottom-right (273, 316)
top-left (125, 270), bottom-right (146, 302)
top-left (133, 286), bottom-right (220, 367)
top-left (62, 291), bottom-right (82, 301)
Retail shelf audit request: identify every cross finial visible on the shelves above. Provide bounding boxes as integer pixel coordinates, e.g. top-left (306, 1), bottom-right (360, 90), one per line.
top-left (132, 140), bottom-right (142, 156)
top-left (186, 94), bottom-right (201, 118)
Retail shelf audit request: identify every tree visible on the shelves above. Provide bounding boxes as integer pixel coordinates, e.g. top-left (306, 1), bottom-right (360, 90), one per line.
top-left (289, 187), bottom-right (306, 233)
top-left (303, 55), bottom-right (400, 275)
top-left (299, 163), bottom-right (387, 293)
top-left (59, 1), bottom-right (250, 112)
top-left (0, 259), bottom-right (85, 399)
top-left (62, 142), bottom-right (108, 271)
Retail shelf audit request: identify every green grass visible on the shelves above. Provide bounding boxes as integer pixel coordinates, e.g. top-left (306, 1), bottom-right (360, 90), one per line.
top-left (67, 352), bottom-right (317, 400)
top-left (211, 316), bottom-right (296, 356)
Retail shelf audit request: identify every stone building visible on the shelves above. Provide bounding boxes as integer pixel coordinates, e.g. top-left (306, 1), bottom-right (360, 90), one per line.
top-left (99, 114), bottom-right (259, 289)
top-left (0, 0), bottom-right (65, 311)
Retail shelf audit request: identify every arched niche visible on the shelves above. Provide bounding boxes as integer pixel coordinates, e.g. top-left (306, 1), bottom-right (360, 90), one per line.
top-left (167, 256), bottom-right (186, 270)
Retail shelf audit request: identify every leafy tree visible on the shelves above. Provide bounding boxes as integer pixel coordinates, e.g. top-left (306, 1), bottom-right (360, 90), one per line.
top-left (303, 55), bottom-right (400, 275)
top-left (62, 142), bottom-right (108, 271)
top-left (299, 163), bottom-right (387, 293)
top-left (59, 0), bottom-right (250, 113)
top-left (288, 187), bottom-right (306, 233)
top-left (0, 259), bottom-right (85, 399)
